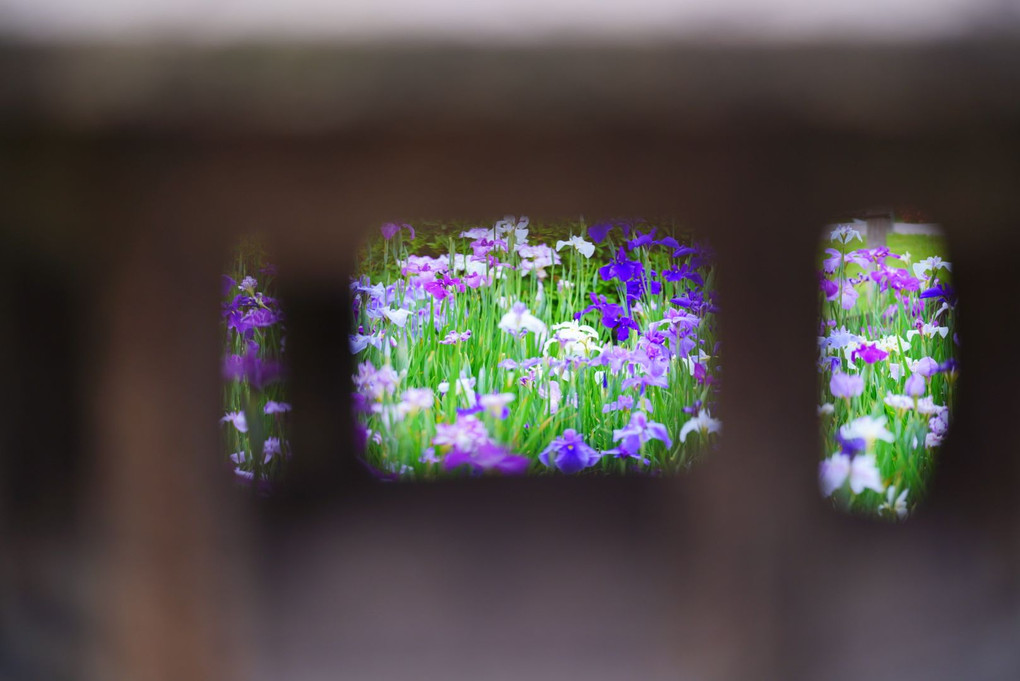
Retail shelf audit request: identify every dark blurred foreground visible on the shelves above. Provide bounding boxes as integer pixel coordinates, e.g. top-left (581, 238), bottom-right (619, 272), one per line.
top-left (2, 42), bottom-right (1020, 681)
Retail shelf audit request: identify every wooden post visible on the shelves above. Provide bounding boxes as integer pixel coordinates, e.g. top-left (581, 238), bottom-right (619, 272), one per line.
top-left (864, 208), bottom-right (893, 248)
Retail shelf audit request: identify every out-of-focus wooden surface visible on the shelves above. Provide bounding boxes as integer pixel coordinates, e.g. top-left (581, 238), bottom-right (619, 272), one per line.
top-left (1, 42), bottom-right (1019, 681)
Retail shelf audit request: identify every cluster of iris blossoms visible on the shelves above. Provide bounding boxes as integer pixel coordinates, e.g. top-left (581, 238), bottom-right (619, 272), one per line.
top-left (351, 216), bottom-right (721, 480)
top-left (817, 225), bottom-right (958, 519)
top-left (220, 268), bottom-right (291, 492)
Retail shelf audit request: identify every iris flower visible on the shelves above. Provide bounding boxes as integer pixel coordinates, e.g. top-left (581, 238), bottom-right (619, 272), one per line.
top-left (478, 392), bottom-right (515, 419)
top-left (819, 452), bottom-right (884, 497)
top-left (839, 415), bottom-right (894, 446)
top-left (850, 343), bottom-right (888, 365)
top-left (555, 235), bottom-right (596, 259)
top-left (398, 388), bottom-right (435, 416)
top-left (613, 411), bottom-right (673, 457)
top-left (829, 372), bottom-right (864, 399)
top-left (498, 302), bottom-right (548, 338)
top-left (830, 224), bottom-right (863, 244)
top-left (444, 441), bottom-right (529, 475)
top-left (380, 222), bottom-right (415, 240)
top-left (904, 372), bottom-right (926, 397)
top-left (539, 429), bottom-right (602, 474)
top-left (912, 256), bottom-right (951, 280)
top-left (678, 410), bottom-right (721, 443)
top-left (878, 486), bottom-right (910, 519)
top-left (221, 411), bottom-right (248, 433)
top-left (598, 247), bottom-right (643, 283)
top-left (264, 401), bottom-right (292, 414)
top-left (439, 330), bottom-right (472, 344)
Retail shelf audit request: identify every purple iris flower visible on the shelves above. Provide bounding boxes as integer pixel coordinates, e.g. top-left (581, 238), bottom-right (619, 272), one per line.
top-left (936, 358), bottom-right (959, 374)
top-left (904, 372), bottom-right (926, 397)
top-left (613, 316), bottom-right (642, 341)
top-left (870, 267), bottom-right (921, 293)
top-left (539, 429), bottom-right (602, 474)
top-left (693, 362), bottom-right (712, 385)
top-left (625, 275), bottom-right (661, 301)
top-left (588, 221), bottom-right (613, 244)
top-left (850, 343), bottom-right (889, 365)
top-left (588, 220), bottom-right (632, 244)
top-left (830, 372), bottom-right (864, 399)
top-left (223, 294), bottom-right (257, 314)
top-left (821, 356), bottom-right (842, 373)
top-left (444, 441), bottom-right (529, 475)
top-left (858, 247), bottom-right (899, 265)
top-left (223, 342), bottom-right (283, 390)
top-left (380, 222), bottom-right (416, 240)
top-left (575, 293), bottom-right (641, 341)
top-left (913, 356), bottom-right (939, 377)
top-left (603, 395), bottom-right (636, 413)
top-left (920, 283), bottom-right (958, 307)
top-left (820, 276), bottom-right (839, 301)
top-left (671, 244), bottom-right (698, 259)
top-left (264, 400), bottom-right (292, 414)
top-left (439, 330), bottom-right (472, 344)
top-left (822, 249), bottom-right (842, 274)
top-left (598, 248), bottom-right (643, 283)
top-left (423, 281), bottom-right (451, 301)
top-left (622, 352), bottom-right (670, 391)
top-left (226, 304), bottom-right (282, 337)
top-left (221, 275), bottom-right (237, 296)
top-left (456, 403), bottom-right (484, 418)
top-left (662, 265), bottom-right (704, 286)
top-left (627, 227), bottom-right (658, 251)
top-left (612, 411), bottom-right (673, 458)
top-left (439, 273), bottom-right (466, 293)
top-left (836, 431), bottom-right (866, 458)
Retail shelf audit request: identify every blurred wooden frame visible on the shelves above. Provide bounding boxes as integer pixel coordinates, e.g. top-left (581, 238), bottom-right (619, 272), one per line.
top-left (2, 43), bottom-right (1020, 681)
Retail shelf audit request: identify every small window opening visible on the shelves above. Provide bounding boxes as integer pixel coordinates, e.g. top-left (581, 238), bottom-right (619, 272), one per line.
top-left (817, 210), bottom-right (958, 519)
top-left (350, 216), bottom-right (720, 480)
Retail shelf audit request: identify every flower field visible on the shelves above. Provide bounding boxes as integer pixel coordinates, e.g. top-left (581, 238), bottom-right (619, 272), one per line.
top-left (350, 217), bottom-right (720, 479)
top-left (221, 238), bottom-right (290, 493)
top-left (818, 225), bottom-right (958, 519)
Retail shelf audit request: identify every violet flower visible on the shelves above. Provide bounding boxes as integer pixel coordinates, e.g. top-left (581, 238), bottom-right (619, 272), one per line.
top-left (626, 227), bottom-right (658, 251)
top-left (423, 280), bottom-right (452, 301)
top-left (264, 401), bottom-right (292, 414)
top-left (381, 222), bottom-right (415, 240)
top-left (539, 429), bottom-right (602, 473)
top-left (588, 223), bottom-right (611, 244)
top-left (398, 387), bottom-right (435, 416)
top-left (662, 264), bottom-right (704, 286)
top-left (221, 411), bottom-right (248, 433)
top-left (830, 372), bottom-right (864, 399)
top-left (575, 293), bottom-right (641, 342)
top-left (919, 283), bottom-right (958, 307)
top-left (223, 342), bottom-right (283, 390)
top-left (598, 247), bottom-right (643, 283)
top-left (439, 330), bottom-right (472, 344)
top-left (909, 356), bottom-right (939, 377)
top-left (819, 452), bottom-right (883, 497)
top-left (850, 343), bottom-right (889, 365)
top-left (904, 372), bottom-right (926, 397)
top-left (602, 394), bottom-right (653, 414)
top-left (612, 411), bottom-right (672, 458)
